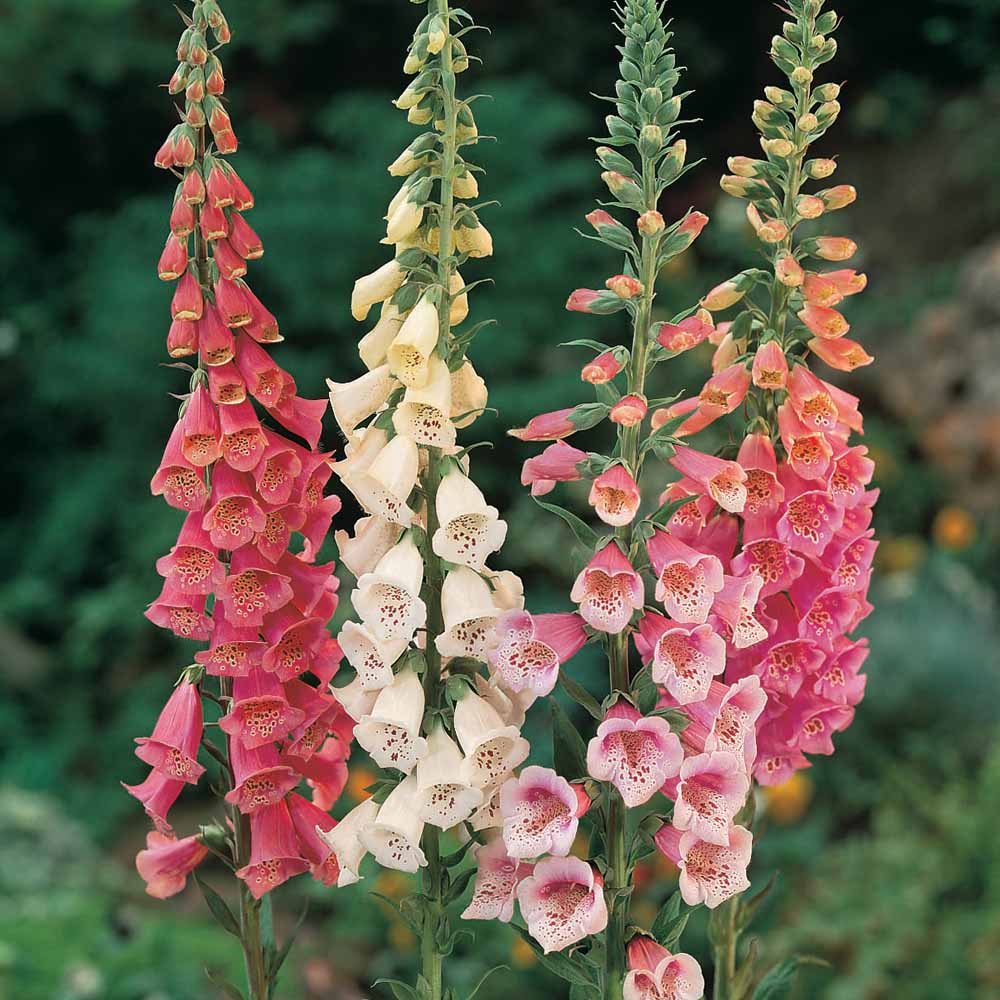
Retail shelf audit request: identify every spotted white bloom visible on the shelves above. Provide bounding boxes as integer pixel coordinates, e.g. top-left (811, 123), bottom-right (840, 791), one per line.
top-left (392, 355), bottom-right (456, 448)
top-left (353, 534), bottom-right (427, 643)
top-left (315, 798), bottom-right (380, 886)
top-left (432, 468), bottom-right (507, 571)
top-left (387, 296), bottom-right (439, 388)
top-left (338, 620), bottom-right (408, 691)
top-left (416, 725), bottom-right (484, 828)
top-left (327, 365), bottom-right (397, 435)
top-left (454, 690), bottom-right (530, 790)
top-left (436, 567), bottom-right (500, 659)
top-left (359, 775), bottom-right (427, 873)
top-left (354, 669), bottom-right (428, 773)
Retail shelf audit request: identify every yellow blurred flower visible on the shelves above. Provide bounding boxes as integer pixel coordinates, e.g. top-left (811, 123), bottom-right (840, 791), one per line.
top-left (933, 505), bottom-right (976, 551)
top-left (511, 934), bottom-right (538, 968)
top-left (763, 772), bottom-right (813, 825)
top-left (877, 535), bottom-right (925, 574)
top-left (347, 765), bottom-right (378, 802)
top-left (374, 870), bottom-right (411, 901)
top-left (388, 922), bottom-right (416, 952)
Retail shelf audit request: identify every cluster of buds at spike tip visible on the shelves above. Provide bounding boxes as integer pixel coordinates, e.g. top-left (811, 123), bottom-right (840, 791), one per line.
top-left (130, 1), bottom-right (349, 940)
top-left (324, 4), bottom-right (592, 987)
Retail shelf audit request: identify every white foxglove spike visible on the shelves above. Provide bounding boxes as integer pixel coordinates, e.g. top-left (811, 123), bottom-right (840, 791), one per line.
top-left (432, 467), bottom-right (507, 570)
top-left (334, 514), bottom-right (403, 579)
top-left (392, 355), bottom-right (456, 448)
top-left (453, 690), bottom-right (530, 790)
top-left (343, 433), bottom-right (419, 526)
top-left (387, 297), bottom-right (439, 388)
top-left (354, 668), bottom-right (428, 773)
top-left (315, 798), bottom-right (380, 887)
top-left (449, 360), bottom-right (487, 428)
top-left (339, 620), bottom-right (408, 690)
top-left (416, 725), bottom-right (484, 828)
top-left (353, 535), bottom-right (428, 642)
top-left (359, 302), bottom-right (408, 371)
top-left (359, 775), bottom-right (428, 873)
top-left (330, 425), bottom-right (388, 482)
top-left (326, 364), bottom-right (397, 435)
top-left (436, 566), bottom-right (500, 659)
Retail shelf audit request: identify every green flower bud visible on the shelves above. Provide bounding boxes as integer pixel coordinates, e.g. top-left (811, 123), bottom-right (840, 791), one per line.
top-left (639, 123), bottom-right (663, 157)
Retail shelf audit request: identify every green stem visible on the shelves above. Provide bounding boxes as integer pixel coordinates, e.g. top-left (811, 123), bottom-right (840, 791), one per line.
top-left (709, 897), bottom-right (739, 1000)
top-left (416, 3), bottom-right (458, 996)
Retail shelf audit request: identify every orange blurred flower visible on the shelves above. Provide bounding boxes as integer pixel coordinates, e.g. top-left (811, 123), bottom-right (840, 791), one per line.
top-left (933, 505), bottom-right (976, 551)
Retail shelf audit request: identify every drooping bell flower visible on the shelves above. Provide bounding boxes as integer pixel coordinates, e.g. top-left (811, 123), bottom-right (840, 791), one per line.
top-left (588, 463), bottom-right (641, 526)
top-left (520, 441), bottom-right (588, 496)
top-left (359, 774), bottom-right (428, 872)
top-left (683, 676), bottom-right (768, 772)
top-left (461, 835), bottom-right (533, 922)
top-left (797, 303), bottom-right (849, 340)
top-left (335, 514), bottom-right (403, 578)
top-left (751, 340), bottom-right (788, 389)
top-left (219, 670), bottom-right (306, 749)
top-left (219, 399), bottom-right (268, 472)
top-left (669, 445), bottom-right (747, 514)
top-left (392, 356), bottom-right (457, 449)
top-left (778, 404), bottom-right (834, 481)
top-left (711, 574), bottom-right (769, 650)
top-left (315, 798), bottom-right (379, 887)
top-left (586, 701), bottom-right (683, 807)
top-left (736, 433), bottom-right (785, 529)
top-left (236, 335), bottom-right (293, 409)
top-left (289, 736), bottom-right (350, 811)
top-left (435, 567), bottom-right (500, 659)
top-left (326, 365), bottom-right (397, 435)
top-left (488, 609), bottom-right (588, 697)
top-left (646, 529), bottom-right (724, 625)
top-left (517, 857), bottom-right (609, 954)
top-left (122, 769), bottom-right (184, 834)
top-left (151, 421), bottom-right (211, 511)
top-left (581, 349), bottom-right (625, 384)
top-left (180, 383), bottom-right (222, 467)
top-left (610, 394), bottom-right (648, 427)
top-left (155, 513), bottom-right (226, 595)
top-left (354, 668), bottom-right (428, 773)
top-left (731, 538), bottom-right (805, 599)
top-left (671, 751), bottom-right (750, 845)
top-left (623, 935), bottom-right (704, 1000)
top-left (339, 620), bottom-right (408, 691)
top-left (282, 680), bottom-right (349, 760)
top-left (341, 432), bottom-right (419, 527)
top-left (193, 616), bottom-right (263, 677)
top-left (570, 541), bottom-right (644, 634)
top-left (254, 503), bottom-right (306, 564)
top-left (201, 463), bottom-right (267, 549)
top-left (386, 296), bottom-right (439, 386)
top-left (224, 740), bottom-right (299, 813)
top-left (218, 546), bottom-right (293, 629)
top-left (285, 792), bottom-right (340, 887)
top-left (807, 335), bottom-right (874, 372)
top-left (693, 363), bottom-right (750, 425)
top-left (431, 467), bottom-right (508, 570)
top-left (635, 611), bottom-right (726, 706)
top-left (236, 799), bottom-right (309, 899)
top-left (829, 444), bottom-right (876, 509)
top-left (500, 766), bottom-right (586, 859)
top-left (135, 831), bottom-right (209, 899)
top-left (144, 581), bottom-right (213, 640)
top-left (777, 486), bottom-right (845, 558)
top-left (771, 692), bottom-right (856, 758)
top-left (654, 823), bottom-right (752, 909)
top-left (454, 689), bottom-right (531, 790)
top-left (416, 724), bottom-right (485, 828)
top-left (353, 534), bottom-right (427, 643)
top-left (508, 408), bottom-right (577, 442)
top-left (656, 314), bottom-right (713, 354)
top-left (134, 680), bottom-right (205, 784)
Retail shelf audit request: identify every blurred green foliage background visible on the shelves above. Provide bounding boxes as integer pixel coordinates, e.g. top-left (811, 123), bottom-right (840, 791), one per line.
top-left (3, 0), bottom-right (1000, 997)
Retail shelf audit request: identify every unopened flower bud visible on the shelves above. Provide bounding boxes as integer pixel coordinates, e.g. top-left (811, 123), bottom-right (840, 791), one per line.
top-left (154, 131), bottom-right (176, 170)
top-left (205, 56), bottom-right (225, 96)
top-left (585, 209), bottom-right (618, 230)
top-left (453, 171), bottom-right (479, 199)
top-left (185, 100), bottom-right (206, 128)
top-left (205, 162), bottom-right (235, 209)
top-left (640, 87), bottom-right (663, 115)
top-left (198, 823), bottom-right (230, 852)
top-left (797, 113), bottom-right (819, 133)
top-left (753, 100), bottom-right (781, 123)
top-left (213, 238), bottom-right (247, 280)
top-left (176, 28), bottom-right (192, 63)
top-left (188, 30), bottom-right (208, 66)
top-left (757, 217), bottom-right (788, 244)
top-left (702, 280), bottom-right (744, 311)
top-left (760, 138), bottom-right (794, 158)
top-left (817, 100), bottom-right (841, 124)
top-left (806, 158), bottom-right (837, 179)
top-left (158, 234), bottom-right (188, 281)
top-left (601, 171), bottom-right (643, 207)
top-left (820, 184), bottom-right (857, 211)
top-left (170, 193), bottom-right (196, 237)
top-left (171, 270), bottom-right (203, 321)
top-left (581, 349), bottom-right (626, 385)
top-left (790, 66), bottom-right (813, 86)
top-left (764, 86), bottom-right (796, 110)
top-left (200, 202), bottom-right (228, 242)
top-left (775, 252), bottom-right (804, 287)
top-left (610, 394), bottom-right (648, 427)
top-left (214, 278), bottom-right (252, 328)
top-left (452, 38), bottom-right (470, 73)
top-left (659, 139), bottom-right (687, 183)
top-left (228, 167), bottom-right (254, 211)
top-left (795, 194), bottom-right (825, 220)
top-left (727, 156), bottom-right (761, 178)
top-left (637, 210), bottom-right (665, 236)
top-left (814, 82), bottom-right (841, 103)
top-left (606, 275), bottom-right (643, 300)
top-left (172, 128), bottom-right (196, 168)
top-left (812, 237), bottom-right (858, 261)
top-left (185, 68), bottom-right (205, 103)
top-left (168, 63), bottom-right (187, 95)
top-left (181, 168), bottom-right (205, 206)
top-left (228, 213), bottom-right (263, 259)
top-left (426, 15), bottom-right (446, 54)
top-left (639, 123), bottom-right (663, 157)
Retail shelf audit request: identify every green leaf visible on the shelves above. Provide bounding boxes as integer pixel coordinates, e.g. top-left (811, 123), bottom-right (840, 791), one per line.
top-left (268, 900), bottom-right (309, 979)
top-left (552, 700), bottom-right (589, 781)
top-left (194, 875), bottom-right (241, 939)
top-left (373, 978), bottom-right (419, 1000)
top-left (651, 891), bottom-right (691, 951)
top-left (204, 967), bottom-right (245, 1000)
top-left (736, 871), bottom-right (779, 933)
top-left (569, 401), bottom-right (611, 431)
top-left (559, 673), bottom-right (604, 721)
top-left (468, 965), bottom-right (509, 1000)
top-left (512, 926), bottom-right (599, 986)
top-left (646, 493), bottom-right (699, 528)
top-left (443, 866), bottom-right (476, 905)
top-left (650, 707), bottom-right (690, 732)
top-left (559, 338), bottom-right (613, 353)
top-left (753, 956), bottom-right (830, 1000)
top-left (632, 667), bottom-right (659, 716)
top-left (532, 497), bottom-right (600, 550)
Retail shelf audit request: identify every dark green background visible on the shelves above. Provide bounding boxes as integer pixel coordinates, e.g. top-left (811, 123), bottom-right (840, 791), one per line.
top-left (3, 1), bottom-right (1000, 997)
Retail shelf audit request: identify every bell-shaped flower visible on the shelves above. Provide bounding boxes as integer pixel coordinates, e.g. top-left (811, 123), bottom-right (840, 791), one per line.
top-left (486, 568), bottom-right (526, 612)
top-left (359, 302), bottom-right (407, 370)
top-left (135, 831), bottom-right (209, 899)
top-left (315, 798), bottom-right (380, 886)
top-left (521, 441), bottom-right (588, 496)
top-left (285, 792), bottom-right (341, 887)
top-left (624, 935), bottom-right (704, 1000)
top-left (134, 680), bottom-right (205, 785)
top-left (654, 822), bottom-right (752, 909)
top-left (219, 670), bottom-right (306, 749)
top-left (260, 608), bottom-right (327, 682)
top-left (343, 432), bottom-right (420, 527)
top-left (488, 609), bottom-right (588, 697)
top-left (731, 538), bottom-right (805, 598)
top-left (589, 463), bottom-right (641, 526)
top-left (359, 774), bottom-right (428, 872)
top-left (500, 766), bottom-right (586, 859)
top-left (683, 676), bottom-right (768, 772)
top-left (387, 296), bottom-right (439, 387)
top-left (351, 258), bottom-right (405, 322)
top-left (778, 404), bottom-right (834, 481)
top-left (670, 445), bottom-right (748, 514)
top-left (180, 383), bottom-right (222, 467)
top-left (354, 668), bottom-right (428, 773)
top-left (672, 751), bottom-right (750, 846)
top-left (751, 340), bottom-right (788, 390)
top-left (508, 407), bottom-right (577, 442)
top-left (151, 420), bottom-right (211, 511)
top-left (635, 612), bottom-right (726, 706)
top-left (155, 513), bottom-right (226, 595)
top-left (450, 360), bottom-right (487, 428)
top-left (808, 335), bottom-right (873, 372)
top-left (517, 856), bottom-right (608, 954)
top-left (326, 364), bottom-right (397, 435)
top-left (737, 433), bottom-right (785, 529)
top-left (201, 463), bottom-right (267, 550)
top-left (392, 355), bottom-right (457, 448)
top-left (335, 514), bottom-right (403, 579)
top-left (194, 616), bottom-right (263, 677)
top-left (454, 689), bottom-right (530, 789)
top-left (570, 541), bottom-right (644, 634)
top-left (432, 467), bottom-right (508, 570)
top-left (218, 546), bottom-right (294, 629)
top-left (586, 702), bottom-right (683, 807)
top-left (353, 534), bottom-right (427, 643)
top-left (712, 574), bottom-right (769, 650)
top-left (469, 783), bottom-right (504, 831)
top-left (144, 582), bottom-right (213, 641)
top-left (777, 486), bottom-right (845, 558)
top-left (122, 769), bottom-right (184, 834)
top-left (218, 399), bottom-right (268, 473)
top-left (646, 530), bottom-right (723, 625)
top-left (224, 740), bottom-right (299, 814)
top-left (416, 724), bottom-right (484, 828)
top-left (236, 799), bottom-right (309, 899)
top-left (461, 835), bottom-right (533, 922)
top-left (436, 567), bottom-right (500, 659)
top-left (330, 675), bottom-right (379, 723)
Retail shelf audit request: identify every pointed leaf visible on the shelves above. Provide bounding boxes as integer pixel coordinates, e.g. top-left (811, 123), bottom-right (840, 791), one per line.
top-left (372, 979), bottom-right (419, 1000)
top-left (646, 493), bottom-right (700, 528)
top-left (194, 875), bottom-right (241, 939)
top-left (736, 871), bottom-right (779, 933)
top-left (552, 700), bottom-right (589, 781)
top-left (559, 673), bottom-right (604, 721)
top-left (512, 926), bottom-right (599, 986)
top-left (468, 965), bottom-right (509, 1000)
top-left (204, 967), bottom-right (245, 1000)
top-left (532, 497), bottom-right (600, 550)
top-left (753, 956), bottom-right (830, 1000)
